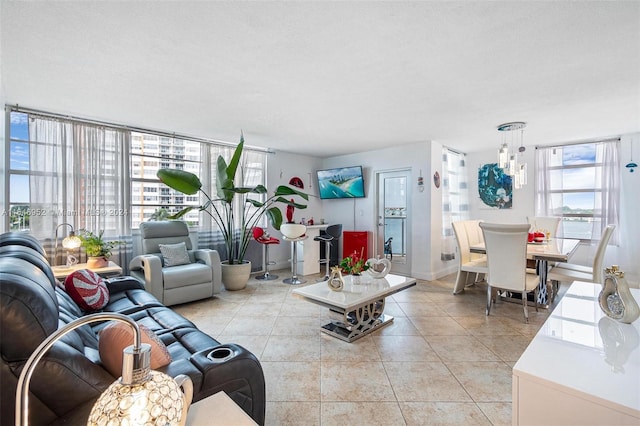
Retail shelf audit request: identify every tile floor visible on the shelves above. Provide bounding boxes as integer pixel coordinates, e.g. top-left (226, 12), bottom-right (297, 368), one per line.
top-left (173, 270), bottom-right (557, 426)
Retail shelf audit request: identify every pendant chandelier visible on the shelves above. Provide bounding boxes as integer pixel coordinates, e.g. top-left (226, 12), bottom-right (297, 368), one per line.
top-left (497, 121), bottom-right (527, 189)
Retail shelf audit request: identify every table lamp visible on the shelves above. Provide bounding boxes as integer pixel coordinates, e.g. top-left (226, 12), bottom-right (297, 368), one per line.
top-left (54, 223), bottom-right (82, 268)
top-left (15, 312), bottom-right (193, 426)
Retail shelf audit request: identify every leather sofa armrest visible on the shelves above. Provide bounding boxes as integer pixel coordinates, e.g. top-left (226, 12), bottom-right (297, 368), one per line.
top-left (190, 344), bottom-right (265, 425)
top-left (193, 249), bottom-right (222, 294)
top-left (129, 254), bottom-right (164, 302)
top-left (105, 276), bottom-right (145, 293)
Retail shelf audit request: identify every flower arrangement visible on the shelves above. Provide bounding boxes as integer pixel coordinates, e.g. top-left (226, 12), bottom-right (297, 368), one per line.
top-left (339, 248), bottom-right (370, 275)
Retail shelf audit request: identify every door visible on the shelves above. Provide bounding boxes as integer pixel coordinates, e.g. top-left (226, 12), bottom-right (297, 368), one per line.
top-left (375, 169), bottom-right (411, 276)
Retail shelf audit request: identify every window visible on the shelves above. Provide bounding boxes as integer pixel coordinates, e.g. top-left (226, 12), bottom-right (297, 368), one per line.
top-left (6, 108), bottom-right (269, 240)
top-left (7, 112), bottom-right (30, 231)
top-left (129, 132), bottom-right (202, 229)
top-left (535, 140), bottom-right (619, 243)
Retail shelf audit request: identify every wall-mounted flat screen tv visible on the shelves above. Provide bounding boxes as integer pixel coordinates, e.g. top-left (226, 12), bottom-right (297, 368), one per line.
top-left (316, 166), bottom-right (366, 199)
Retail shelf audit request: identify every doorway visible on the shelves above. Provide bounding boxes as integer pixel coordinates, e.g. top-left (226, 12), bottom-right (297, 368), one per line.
top-left (375, 169), bottom-right (411, 276)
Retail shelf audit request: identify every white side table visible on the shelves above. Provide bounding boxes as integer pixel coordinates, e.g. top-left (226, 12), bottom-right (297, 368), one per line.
top-left (52, 261), bottom-right (122, 280)
top-left (186, 391), bottom-right (257, 426)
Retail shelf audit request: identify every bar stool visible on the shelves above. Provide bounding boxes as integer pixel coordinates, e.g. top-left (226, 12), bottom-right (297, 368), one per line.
top-left (314, 224), bottom-right (342, 281)
top-left (282, 234), bottom-right (308, 285)
top-left (252, 227), bottom-right (280, 280)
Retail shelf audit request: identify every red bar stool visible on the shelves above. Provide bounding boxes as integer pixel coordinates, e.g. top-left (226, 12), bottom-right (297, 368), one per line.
top-left (252, 227), bottom-right (280, 280)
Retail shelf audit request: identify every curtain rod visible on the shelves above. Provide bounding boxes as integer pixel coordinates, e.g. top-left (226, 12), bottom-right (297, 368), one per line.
top-left (6, 104), bottom-right (275, 154)
top-left (444, 146), bottom-right (466, 156)
top-left (535, 136), bottom-right (620, 150)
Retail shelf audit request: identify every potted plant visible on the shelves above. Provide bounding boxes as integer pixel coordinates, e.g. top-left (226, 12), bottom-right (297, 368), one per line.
top-left (157, 133), bottom-right (308, 290)
top-left (77, 229), bottom-right (123, 269)
top-left (339, 248), bottom-right (370, 284)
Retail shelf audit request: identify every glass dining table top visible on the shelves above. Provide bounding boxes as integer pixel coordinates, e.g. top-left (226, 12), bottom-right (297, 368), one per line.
top-left (470, 237), bottom-right (581, 262)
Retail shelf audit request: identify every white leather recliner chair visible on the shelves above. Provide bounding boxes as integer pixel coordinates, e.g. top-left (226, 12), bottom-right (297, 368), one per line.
top-left (129, 221), bottom-right (222, 305)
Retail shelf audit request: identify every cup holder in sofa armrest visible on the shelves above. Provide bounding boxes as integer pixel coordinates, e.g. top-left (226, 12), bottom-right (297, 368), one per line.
top-left (190, 344), bottom-right (259, 377)
top-left (207, 346), bottom-right (236, 363)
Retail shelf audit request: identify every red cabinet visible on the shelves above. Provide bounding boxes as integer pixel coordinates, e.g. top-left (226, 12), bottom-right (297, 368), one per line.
top-left (342, 231), bottom-right (369, 260)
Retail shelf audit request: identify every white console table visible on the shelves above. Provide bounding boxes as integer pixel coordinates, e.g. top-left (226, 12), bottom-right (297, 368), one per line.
top-left (512, 281), bottom-right (640, 425)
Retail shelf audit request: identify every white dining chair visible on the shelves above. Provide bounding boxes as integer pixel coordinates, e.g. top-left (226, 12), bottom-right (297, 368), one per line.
top-left (527, 216), bottom-right (561, 238)
top-left (548, 224), bottom-right (615, 291)
top-left (480, 222), bottom-right (540, 323)
top-left (452, 220), bottom-right (488, 294)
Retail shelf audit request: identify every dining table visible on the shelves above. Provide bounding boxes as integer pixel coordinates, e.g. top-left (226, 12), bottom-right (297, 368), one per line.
top-left (463, 237), bottom-right (581, 307)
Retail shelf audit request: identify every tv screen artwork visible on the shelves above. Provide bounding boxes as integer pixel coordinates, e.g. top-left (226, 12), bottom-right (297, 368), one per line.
top-left (317, 166), bottom-right (365, 199)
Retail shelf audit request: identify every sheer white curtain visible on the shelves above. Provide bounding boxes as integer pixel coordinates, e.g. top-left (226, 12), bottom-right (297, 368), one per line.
top-left (595, 140), bottom-right (620, 244)
top-left (535, 140), bottom-right (619, 244)
top-left (441, 148), bottom-right (469, 261)
top-left (28, 115), bottom-right (132, 266)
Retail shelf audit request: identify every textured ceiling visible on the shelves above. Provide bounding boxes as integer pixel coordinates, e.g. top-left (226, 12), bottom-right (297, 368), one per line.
top-left (2, 1), bottom-right (639, 157)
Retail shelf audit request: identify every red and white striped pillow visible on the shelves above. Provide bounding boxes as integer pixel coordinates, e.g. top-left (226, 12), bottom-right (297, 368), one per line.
top-left (64, 269), bottom-right (109, 312)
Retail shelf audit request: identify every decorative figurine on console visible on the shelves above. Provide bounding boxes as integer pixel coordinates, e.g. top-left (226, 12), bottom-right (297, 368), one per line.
top-left (599, 265), bottom-right (640, 324)
top-left (328, 266), bottom-right (344, 292)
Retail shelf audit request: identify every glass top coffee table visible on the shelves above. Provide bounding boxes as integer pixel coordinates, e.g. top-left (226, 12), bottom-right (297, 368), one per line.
top-left (292, 273), bottom-right (416, 342)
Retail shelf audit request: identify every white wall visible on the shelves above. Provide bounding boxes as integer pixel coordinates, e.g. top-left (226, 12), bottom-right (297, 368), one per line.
top-left (267, 142), bottom-right (435, 280)
top-left (265, 150), bottom-right (324, 270)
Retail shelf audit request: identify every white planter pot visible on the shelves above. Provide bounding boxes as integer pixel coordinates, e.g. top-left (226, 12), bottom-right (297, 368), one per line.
top-left (221, 261), bottom-right (252, 291)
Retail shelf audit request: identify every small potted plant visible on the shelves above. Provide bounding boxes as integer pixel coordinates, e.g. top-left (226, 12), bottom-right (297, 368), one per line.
top-left (340, 248), bottom-right (370, 283)
top-left (77, 229), bottom-right (123, 269)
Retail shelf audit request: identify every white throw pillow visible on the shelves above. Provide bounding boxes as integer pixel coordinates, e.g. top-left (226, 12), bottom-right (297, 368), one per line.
top-left (159, 242), bottom-right (191, 267)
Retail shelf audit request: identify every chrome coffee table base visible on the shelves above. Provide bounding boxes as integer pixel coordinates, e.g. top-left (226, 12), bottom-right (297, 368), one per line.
top-left (323, 298), bottom-right (390, 342)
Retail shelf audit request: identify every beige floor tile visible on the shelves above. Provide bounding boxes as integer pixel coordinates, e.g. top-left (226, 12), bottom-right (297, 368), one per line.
top-left (321, 402), bottom-right (406, 426)
top-left (476, 402), bottom-right (512, 426)
top-left (446, 362), bottom-right (513, 402)
top-left (321, 335), bottom-right (381, 362)
top-left (321, 361), bottom-right (395, 401)
top-left (220, 315), bottom-right (277, 336)
top-left (478, 334), bottom-right (533, 362)
top-left (425, 335), bottom-right (500, 362)
top-left (265, 401), bottom-right (320, 426)
top-left (384, 361), bottom-right (472, 402)
top-left (399, 402), bottom-right (492, 425)
top-left (214, 335), bottom-right (270, 360)
top-left (262, 361), bottom-right (321, 402)
top-left (382, 300), bottom-right (407, 317)
top-left (373, 335), bottom-right (440, 362)
top-left (271, 315), bottom-right (326, 336)
top-left (173, 272), bottom-right (558, 424)
top-left (398, 302), bottom-right (447, 317)
top-left (376, 316), bottom-right (421, 336)
top-left (240, 301), bottom-right (284, 316)
top-left (262, 334), bottom-right (321, 362)
top-left (452, 315), bottom-right (524, 336)
top-left (410, 316), bottom-right (470, 336)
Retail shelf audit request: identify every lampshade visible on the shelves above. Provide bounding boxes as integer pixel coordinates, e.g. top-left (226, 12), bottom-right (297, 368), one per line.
top-left (15, 313), bottom-right (192, 426)
top-left (62, 232), bottom-right (81, 250)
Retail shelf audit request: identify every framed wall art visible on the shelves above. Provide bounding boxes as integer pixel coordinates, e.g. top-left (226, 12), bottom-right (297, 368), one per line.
top-left (478, 163), bottom-right (512, 209)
